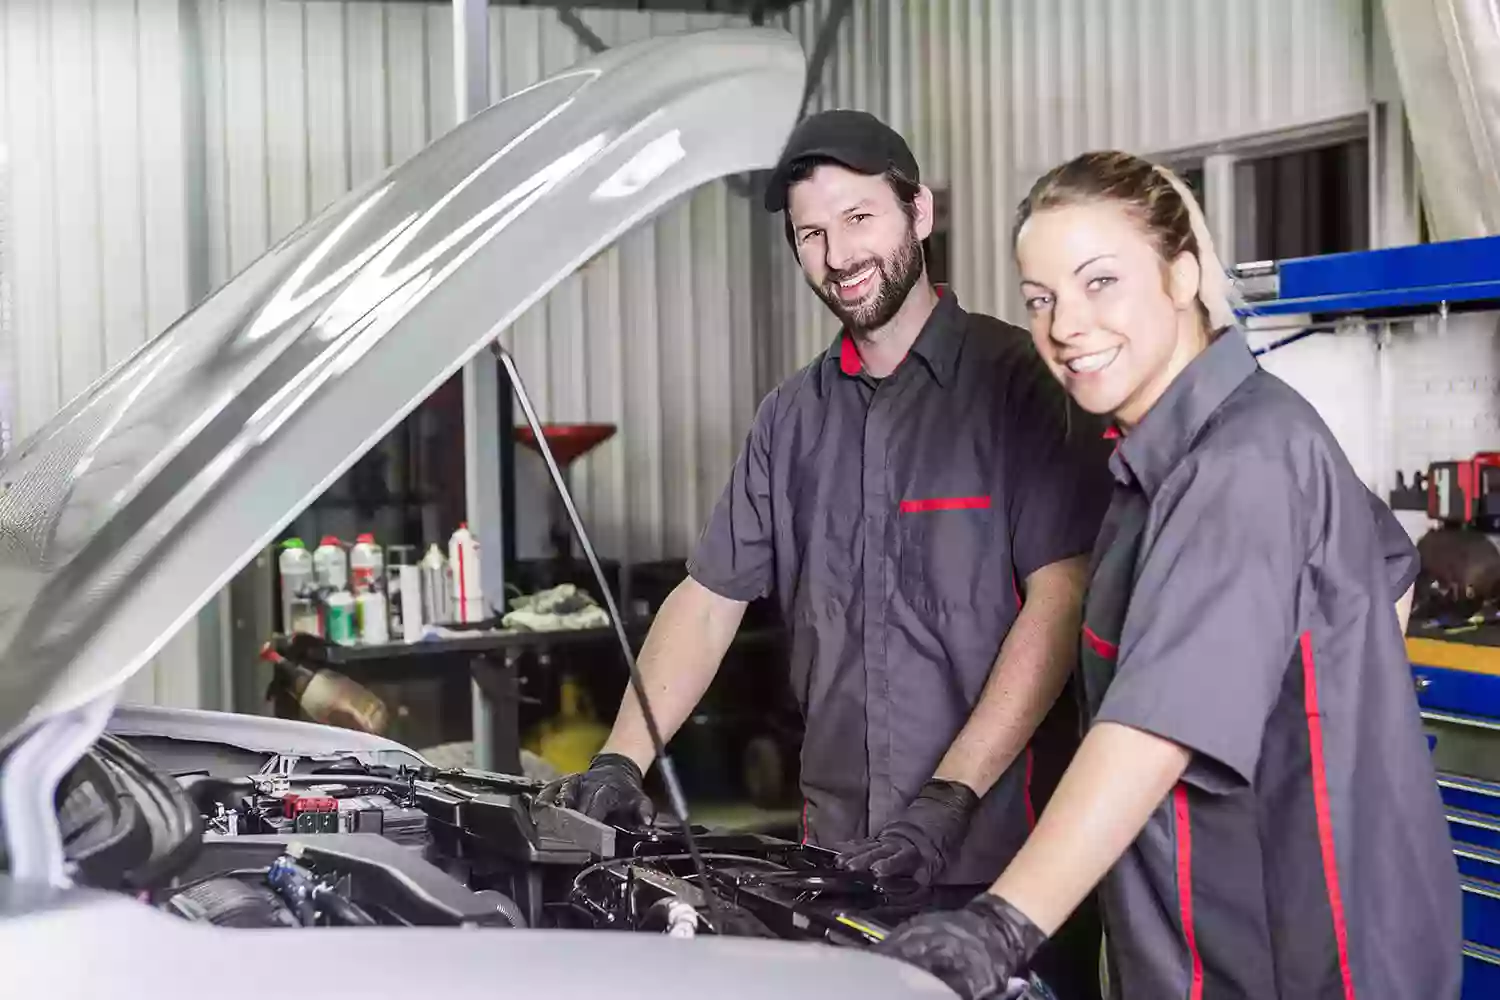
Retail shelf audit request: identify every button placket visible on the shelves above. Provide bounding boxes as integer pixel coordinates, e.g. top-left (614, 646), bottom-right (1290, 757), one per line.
top-left (861, 374), bottom-right (897, 828)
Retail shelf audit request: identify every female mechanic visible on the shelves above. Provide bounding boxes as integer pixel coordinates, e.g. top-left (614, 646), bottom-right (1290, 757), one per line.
top-left (877, 150), bottom-right (1463, 1000)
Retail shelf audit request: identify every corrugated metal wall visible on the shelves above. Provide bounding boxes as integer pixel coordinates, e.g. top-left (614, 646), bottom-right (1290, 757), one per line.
top-left (0, 0), bottom-right (200, 706)
top-left (0, 0), bottom-right (193, 444)
top-left (771, 0), bottom-right (1375, 371)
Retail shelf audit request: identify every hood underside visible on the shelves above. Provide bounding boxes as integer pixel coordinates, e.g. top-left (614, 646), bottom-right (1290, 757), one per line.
top-left (0, 27), bottom-right (805, 752)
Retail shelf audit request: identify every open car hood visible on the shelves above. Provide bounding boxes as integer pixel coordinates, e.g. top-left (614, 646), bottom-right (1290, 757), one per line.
top-left (0, 27), bottom-right (806, 752)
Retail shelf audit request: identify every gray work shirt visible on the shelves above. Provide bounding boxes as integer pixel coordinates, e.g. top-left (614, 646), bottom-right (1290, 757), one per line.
top-left (688, 291), bottom-right (1113, 884)
top-left (1078, 326), bottom-right (1462, 998)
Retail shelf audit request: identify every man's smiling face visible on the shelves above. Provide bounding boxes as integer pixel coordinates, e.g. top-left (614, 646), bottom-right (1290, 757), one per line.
top-left (786, 163), bottom-right (931, 336)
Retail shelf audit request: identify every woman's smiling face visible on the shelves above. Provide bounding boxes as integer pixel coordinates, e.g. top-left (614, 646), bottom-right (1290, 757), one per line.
top-left (1015, 199), bottom-right (1205, 428)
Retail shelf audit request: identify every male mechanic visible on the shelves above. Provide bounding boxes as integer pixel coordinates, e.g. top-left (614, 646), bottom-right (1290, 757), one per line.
top-left (540, 110), bottom-right (1112, 984)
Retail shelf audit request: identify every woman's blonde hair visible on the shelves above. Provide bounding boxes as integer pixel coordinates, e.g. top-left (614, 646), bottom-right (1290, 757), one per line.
top-left (1011, 150), bottom-right (1240, 331)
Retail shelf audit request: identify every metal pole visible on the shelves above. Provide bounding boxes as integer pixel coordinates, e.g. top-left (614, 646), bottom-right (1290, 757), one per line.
top-left (454, 0), bottom-right (504, 770)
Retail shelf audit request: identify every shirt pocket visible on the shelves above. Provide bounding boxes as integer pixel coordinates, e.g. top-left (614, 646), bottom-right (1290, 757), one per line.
top-left (896, 494), bottom-right (1004, 609)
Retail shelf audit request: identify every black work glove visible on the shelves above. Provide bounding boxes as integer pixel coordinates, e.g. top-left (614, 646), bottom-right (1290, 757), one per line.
top-left (837, 778), bottom-right (979, 885)
top-left (879, 893), bottom-right (1050, 1000)
top-left (533, 752), bottom-right (656, 828)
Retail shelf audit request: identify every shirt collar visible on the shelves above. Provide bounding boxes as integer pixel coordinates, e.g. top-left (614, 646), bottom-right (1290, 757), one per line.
top-left (822, 285), bottom-right (965, 387)
top-left (1110, 326), bottom-right (1259, 497)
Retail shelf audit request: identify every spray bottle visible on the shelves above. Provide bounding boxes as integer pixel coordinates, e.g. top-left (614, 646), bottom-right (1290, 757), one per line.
top-left (314, 536), bottom-right (348, 594)
top-left (448, 523), bottom-right (485, 624)
top-left (350, 533), bottom-right (384, 595)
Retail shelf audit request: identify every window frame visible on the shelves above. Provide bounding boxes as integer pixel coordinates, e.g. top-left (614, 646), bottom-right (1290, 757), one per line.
top-left (1152, 113), bottom-right (1374, 268)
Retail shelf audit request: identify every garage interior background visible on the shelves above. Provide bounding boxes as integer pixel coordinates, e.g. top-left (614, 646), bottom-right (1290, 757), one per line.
top-left (0, 0), bottom-right (1496, 711)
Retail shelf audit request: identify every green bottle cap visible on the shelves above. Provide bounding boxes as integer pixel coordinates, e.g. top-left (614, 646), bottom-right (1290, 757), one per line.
top-left (282, 538), bottom-right (306, 549)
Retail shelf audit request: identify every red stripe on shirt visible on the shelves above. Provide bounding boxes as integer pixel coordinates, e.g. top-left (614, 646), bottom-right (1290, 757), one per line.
top-left (1301, 630), bottom-right (1357, 1000)
top-left (1174, 783), bottom-right (1205, 1000)
top-left (899, 496), bottom-right (992, 513)
top-left (1082, 623), bottom-right (1118, 660)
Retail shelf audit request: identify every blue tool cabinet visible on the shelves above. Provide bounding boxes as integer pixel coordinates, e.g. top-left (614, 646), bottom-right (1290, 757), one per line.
top-left (1410, 639), bottom-right (1500, 997)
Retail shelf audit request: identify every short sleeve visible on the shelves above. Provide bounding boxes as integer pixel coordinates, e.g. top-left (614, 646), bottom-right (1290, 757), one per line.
top-left (685, 388), bottom-right (779, 602)
top-left (1003, 355), bottom-right (1116, 580)
top-left (1093, 448), bottom-right (1308, 793)
top-left (1366, 487), bottom-right (1420, 599)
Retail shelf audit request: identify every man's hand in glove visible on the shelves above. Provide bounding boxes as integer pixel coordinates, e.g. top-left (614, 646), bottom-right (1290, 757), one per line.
top-left (534, 752), bottom-right (656, 828)
top-left (879, 893), bottom-right (1049, 1000)
top-left (837, 778), bottom-right (979, 885)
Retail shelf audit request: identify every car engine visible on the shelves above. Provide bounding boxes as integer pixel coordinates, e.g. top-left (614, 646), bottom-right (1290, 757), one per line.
top-left (146, 749), bottom-right (930, 946)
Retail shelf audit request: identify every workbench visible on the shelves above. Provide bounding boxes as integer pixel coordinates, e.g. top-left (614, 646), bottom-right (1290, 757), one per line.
top-left (271, 625), bottom-right (643, 776)
top-left (270, 618), bottom-right (794, 807)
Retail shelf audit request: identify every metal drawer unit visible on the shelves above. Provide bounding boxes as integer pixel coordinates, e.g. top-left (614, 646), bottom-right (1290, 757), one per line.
top-left (1410, 637), bottom-right (1500, 995)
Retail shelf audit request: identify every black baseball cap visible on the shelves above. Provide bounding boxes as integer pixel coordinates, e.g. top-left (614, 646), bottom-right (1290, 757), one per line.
top-left (762, 109), bottom-right (920, 213)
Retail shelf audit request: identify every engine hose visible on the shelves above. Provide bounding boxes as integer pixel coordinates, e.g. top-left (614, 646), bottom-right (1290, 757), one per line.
top-left (314, 887), bottom-right (376, 926)
top-left (472, 889), bottom-right (527, 928)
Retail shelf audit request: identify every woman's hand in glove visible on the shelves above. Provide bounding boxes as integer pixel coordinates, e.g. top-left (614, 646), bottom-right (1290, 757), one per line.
top-left (878, 893), bottom-right (1050, 1000)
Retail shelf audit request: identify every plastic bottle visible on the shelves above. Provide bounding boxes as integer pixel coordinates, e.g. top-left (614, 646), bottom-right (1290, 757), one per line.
top-left (350, 533), bottom-right (384, 595)
top-left (448, 523), bottom-right (484, 623)
top-left (356, 590), bottom-right (389, 645)
top-left (314, 536), bottom-right (348, 593)
top-left (325, 591), bottom-right (356, 646)
top-left (420, 544), bottom-right (450, 625)
top-left (278, 539), bottom-right (318, 635)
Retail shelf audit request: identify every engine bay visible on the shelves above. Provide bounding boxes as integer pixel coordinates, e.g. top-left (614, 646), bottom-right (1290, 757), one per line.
top-left (118, 742), bottom-right (939, 947)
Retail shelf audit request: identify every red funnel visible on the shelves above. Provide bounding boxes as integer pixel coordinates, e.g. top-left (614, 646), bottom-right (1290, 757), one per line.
top-left (514, 423), bottom-right (617, 467)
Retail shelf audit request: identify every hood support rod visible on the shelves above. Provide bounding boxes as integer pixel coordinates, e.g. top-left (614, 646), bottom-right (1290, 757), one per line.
top-left (492, 342), bottom-right (722, 933)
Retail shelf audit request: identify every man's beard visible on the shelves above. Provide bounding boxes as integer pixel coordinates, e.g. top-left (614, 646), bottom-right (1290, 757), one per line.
top-left (810, 226), bottom-right (924, 336)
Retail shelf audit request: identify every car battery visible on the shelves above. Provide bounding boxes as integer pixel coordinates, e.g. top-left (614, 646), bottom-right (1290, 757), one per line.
top-left (337, 796), bottom-right (388, 835)
top-left (326, 794), bottom-right (428, 847)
